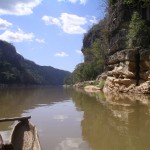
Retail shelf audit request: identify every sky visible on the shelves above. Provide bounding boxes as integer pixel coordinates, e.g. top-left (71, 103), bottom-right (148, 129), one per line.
top-left (0, 0), bottom-right (106, 72)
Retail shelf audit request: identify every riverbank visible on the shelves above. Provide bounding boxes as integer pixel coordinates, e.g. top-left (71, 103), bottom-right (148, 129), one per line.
top-left (73, 76), bottom-right (150, 94)
top-left (73, 80), bottom-right (104, 93)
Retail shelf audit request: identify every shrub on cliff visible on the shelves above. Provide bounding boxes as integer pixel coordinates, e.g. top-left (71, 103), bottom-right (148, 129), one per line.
top-left (127, 11), bottom-right (149, 48)
top-left (123, 0), bottom-right (150, 5)
top-left (109, 0), bottom-right (150, 5)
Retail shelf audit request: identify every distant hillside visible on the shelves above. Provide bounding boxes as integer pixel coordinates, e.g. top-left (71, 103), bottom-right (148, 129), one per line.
top-left (0, 40), bottom-right (70, 85)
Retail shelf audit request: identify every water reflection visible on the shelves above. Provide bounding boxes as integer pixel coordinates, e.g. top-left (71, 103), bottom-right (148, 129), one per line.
top-left (0, 87), bottom-right (84, 150)
top-left (0, 86), bottom-right (71, 142)
top-left (72, 89), bottom-right (150, 150)
top-left (0, 86), bottom-right (71, 118)
top-left (0, 87), bottom-right (150, 150)
top-left (55, 137), bottom-right (89, 150)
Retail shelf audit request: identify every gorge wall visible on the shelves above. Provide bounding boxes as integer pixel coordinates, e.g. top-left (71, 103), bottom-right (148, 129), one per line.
top-left (0, 40), bottom-right (70, 85)
top-left (103, 0), bottom-right (150, 94)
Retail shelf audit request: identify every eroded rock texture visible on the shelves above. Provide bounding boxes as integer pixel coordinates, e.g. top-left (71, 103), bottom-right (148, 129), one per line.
top-left (104, 49), bottom-right (150, 94)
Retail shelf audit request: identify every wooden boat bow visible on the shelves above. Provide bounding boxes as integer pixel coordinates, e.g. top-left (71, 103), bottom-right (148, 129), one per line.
top-left (0, 116), bottom-right (41, 150)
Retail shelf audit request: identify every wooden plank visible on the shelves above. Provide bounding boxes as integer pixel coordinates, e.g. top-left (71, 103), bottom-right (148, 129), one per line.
top-left (0, 116), bottom-right (31, 122)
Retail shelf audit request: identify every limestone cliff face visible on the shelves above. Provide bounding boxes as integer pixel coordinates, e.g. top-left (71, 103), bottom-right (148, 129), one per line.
top-left (103, 1), bottom-right (150, 94)
top-left (104, 49), bottom-right (150, 94)
top-left (81, 23), bottom-right (102, 63)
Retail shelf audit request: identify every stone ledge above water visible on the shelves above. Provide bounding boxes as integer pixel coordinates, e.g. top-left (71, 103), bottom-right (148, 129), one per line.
top-left (103, 77), bottom-right (150, 94)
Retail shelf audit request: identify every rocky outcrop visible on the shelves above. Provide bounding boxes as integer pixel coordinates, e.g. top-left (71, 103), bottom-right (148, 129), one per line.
top-left (84, 85), bottom-right (101, 93)
top-left (104, 48), bottom-right (150, 94)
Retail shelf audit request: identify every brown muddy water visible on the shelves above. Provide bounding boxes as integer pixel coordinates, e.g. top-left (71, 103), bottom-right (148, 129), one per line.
top-left (0, 87), bottom-right (150, 150)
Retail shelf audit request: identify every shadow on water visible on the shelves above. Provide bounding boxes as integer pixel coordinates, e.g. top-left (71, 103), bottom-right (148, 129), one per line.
top-left (72, 89), bottom-right (150, 150)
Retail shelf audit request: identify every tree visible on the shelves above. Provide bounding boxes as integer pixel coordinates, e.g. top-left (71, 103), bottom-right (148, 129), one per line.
top-left (127, 11), bottom-right (149, 48)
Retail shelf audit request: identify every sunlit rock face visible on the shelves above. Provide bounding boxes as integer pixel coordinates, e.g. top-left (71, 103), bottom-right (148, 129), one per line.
top-left (104, 49), bottom-right (150, 94)
top-left (104, 1), bottom-right (150, 94)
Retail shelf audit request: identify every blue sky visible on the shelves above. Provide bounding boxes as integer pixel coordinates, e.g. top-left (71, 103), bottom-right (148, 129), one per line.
top-left (0, 0), bottom-right (105, 72)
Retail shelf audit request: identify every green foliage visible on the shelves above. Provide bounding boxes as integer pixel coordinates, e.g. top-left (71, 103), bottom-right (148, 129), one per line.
top-left (123, 0), bottom-right (134, 4)
top-left (109, 0), bottom-right (150, 6)
top-left (65, 39), bottom-right (105, 84)
top-left (109, 0), bottom-right (117, 5)
top-left (123, 0), bottom-right (150, 5)
top-left (92, 39), bottom-right (104, 64)
top-left (64, 76), bottom-right (72, 85)
top-left (97, 80), bottom-right (105, 89)
top-left (127, 11), bottom-right (149, 48)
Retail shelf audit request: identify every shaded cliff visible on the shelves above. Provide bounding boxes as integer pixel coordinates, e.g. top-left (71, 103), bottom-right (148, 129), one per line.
top-left (64, 21), bottom-right (107, 84)
top-left (0, 40), bottom-right (70, 85)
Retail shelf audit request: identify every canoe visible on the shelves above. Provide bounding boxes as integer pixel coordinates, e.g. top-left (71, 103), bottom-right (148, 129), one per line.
top-left (0, 116), bottom-right (41, 150)
top-left (10, 120), bottom-right (41, 150)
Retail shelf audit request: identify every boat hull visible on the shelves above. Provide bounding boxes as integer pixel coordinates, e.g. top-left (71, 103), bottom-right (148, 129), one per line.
top-left (11, 121), bottom-right (41, 150)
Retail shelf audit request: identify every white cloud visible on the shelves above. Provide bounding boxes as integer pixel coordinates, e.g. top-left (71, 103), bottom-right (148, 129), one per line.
top-left (56, 138), bottom-right (84, 150)
top-left (54, 52), bottom-right (69, 57)
top-left (0, 30), bottom-right (34, 42)
top-left (35, 38), bottom-right (45, 43)
top-left (41, 16), bottom-right (61, 26)
top-left (58, 0), bottom-right (76, 4)
top-left (80, 0), bottom-right (87, 4)
top-left (53, 115), bottom-right (68, 122)
top-left (90, 16), bottom-right (98, 24)
top-left (42, 13), bottom-right (87, 34)
top-left (76, 50), bottom-right (82, 54)
top-left (57, 0), bottom-right (87, 5)
top-left (0, 18), bottom-right (12, 30)
top-left (60, 13), bottom-right (87, 34)
top-left (0, 0), bottom-right (42, 16)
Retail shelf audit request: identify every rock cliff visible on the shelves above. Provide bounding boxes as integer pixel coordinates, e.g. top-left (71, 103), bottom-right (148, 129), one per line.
top-left (103, 0), bottom-right (150, 94)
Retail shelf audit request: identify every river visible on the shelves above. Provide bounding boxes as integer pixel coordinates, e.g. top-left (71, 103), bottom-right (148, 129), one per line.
top-left (0, 87), bottom-right (150, 150)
